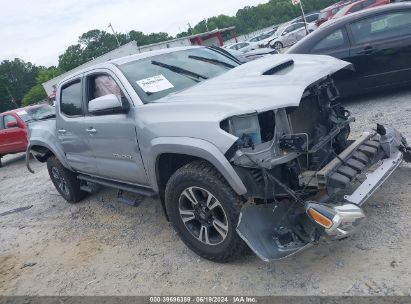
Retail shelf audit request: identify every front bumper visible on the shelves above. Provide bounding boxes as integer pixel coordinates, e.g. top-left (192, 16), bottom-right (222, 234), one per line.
top-left (237, 125), bottom-right (409, 261)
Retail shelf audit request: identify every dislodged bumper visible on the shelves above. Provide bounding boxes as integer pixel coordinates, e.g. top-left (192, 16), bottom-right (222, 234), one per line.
top-left (308, 125), bottom-right (408, 240)
top-left (237, 125), bottom-right (410, 262)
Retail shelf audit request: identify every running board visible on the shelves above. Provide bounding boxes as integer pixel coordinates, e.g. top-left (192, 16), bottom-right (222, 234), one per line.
top-left (77, 174), bottom-right (157, 198)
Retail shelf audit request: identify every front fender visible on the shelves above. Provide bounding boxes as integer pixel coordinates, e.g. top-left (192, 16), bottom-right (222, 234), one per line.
top-left (26, 121), bottom-right (72, 173)
top-left (146, 137), bottom-right (247, 195)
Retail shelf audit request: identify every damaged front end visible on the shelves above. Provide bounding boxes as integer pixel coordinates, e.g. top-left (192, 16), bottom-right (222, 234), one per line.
top-left (222, 77), bottom-right (410, 262)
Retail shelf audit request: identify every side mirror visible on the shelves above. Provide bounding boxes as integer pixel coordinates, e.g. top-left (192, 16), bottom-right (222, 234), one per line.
top-left (6, 121), bottom-right (18, 128)
top-left (88, 94), bottom-right (127, 115)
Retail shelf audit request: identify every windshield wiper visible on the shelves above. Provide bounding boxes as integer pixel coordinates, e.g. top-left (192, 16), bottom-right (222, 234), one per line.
top-left (151, 60), bottom-right (208, 82)
top-left (188, 55), bottom-right (236, 69)
top-left (36, 114), bottom-right (56, 120)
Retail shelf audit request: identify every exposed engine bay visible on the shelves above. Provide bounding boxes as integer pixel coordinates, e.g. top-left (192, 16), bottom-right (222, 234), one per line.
top-left (221, 77), bottom-right (411, 261)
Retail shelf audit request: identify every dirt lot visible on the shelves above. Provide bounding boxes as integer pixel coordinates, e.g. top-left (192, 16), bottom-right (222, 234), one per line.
top-left (1, 88), bottom-right (410, 296)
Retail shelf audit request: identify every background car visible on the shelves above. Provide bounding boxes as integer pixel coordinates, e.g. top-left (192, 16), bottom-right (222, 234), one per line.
top-left (225, 41), bottom-right (259, 53)
top-left (290, 12), bottom-right (320, 32)
top-left (316, 3), bottom-right (348, 26)
top-left (0, 104), bottom-right (55, 167)
top-left (288, 3), bottom-right (411, 97)
top-left (267, 22), bottom-right (307, 50)
top-left (332, 0), bottom-right (391, 20)
top-left (224, 47), bottom-right (279, 62)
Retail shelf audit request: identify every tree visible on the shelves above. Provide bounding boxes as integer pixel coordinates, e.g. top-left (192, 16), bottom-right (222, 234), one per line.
top-left (0, 58), bottom-right (39, 111)
top-left (22, 67), bottom-right (62, 106)
top-left (58, 44), bottom-right (84, 72)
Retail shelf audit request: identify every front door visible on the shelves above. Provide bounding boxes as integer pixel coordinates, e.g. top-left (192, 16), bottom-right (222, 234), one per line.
top-left (57, 78), bottom-right (97, 174)
top-left (83, 71), bottom-right (149, 186)
top-left (0, 114), bottom-right (26, 154)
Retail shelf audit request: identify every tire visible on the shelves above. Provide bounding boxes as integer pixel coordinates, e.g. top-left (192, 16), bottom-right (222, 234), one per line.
top-left (165, 161), bottom-right (246, 262)
top-left (47, 156), bottom-right (87, 203)
top-left (273, 41), bottom-right (283, 50)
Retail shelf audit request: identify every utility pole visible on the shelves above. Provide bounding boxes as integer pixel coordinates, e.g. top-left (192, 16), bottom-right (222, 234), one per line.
top-left (108, 23), bottom-right (121, 47)
top-left (291, 0), bottom-right (308, 34)
top-left (204, 18), bottom-right (209, 32)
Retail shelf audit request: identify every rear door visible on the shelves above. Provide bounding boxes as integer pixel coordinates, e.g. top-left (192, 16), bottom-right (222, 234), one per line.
top-left (57, 77), bottom-right (98, 174)
top-left (83, 70), bottom-right (149, 186)
top-left (348, 9), bottom-right (411, 88)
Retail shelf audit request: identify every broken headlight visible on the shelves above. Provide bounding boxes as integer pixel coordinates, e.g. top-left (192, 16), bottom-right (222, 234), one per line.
top-left (221, 113), bottom-right (262, 148)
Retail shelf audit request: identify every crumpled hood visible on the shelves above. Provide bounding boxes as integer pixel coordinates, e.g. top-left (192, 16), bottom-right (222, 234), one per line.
top-left (154, 54), bottom-right (352, 115)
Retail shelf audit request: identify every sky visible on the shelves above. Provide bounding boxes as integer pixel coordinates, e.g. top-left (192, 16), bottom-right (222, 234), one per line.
top-left (0, 0), bottom-right (268, 67)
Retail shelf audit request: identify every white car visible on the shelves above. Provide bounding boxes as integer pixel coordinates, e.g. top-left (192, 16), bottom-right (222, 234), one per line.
top-left (268, 22), bottom-right (308, 50)
top-left (225, 41), bottom-right (259, 53)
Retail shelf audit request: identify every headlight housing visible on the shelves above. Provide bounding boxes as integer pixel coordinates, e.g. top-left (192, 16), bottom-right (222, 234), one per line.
top-left (221, 113), bottom-right (262, 146)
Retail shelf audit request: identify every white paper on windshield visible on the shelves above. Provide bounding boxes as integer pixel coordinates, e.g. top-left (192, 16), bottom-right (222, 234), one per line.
top-left (136, 74), bottom-right (174, 94)
top-left (16, 110), bottom-right (27, 116)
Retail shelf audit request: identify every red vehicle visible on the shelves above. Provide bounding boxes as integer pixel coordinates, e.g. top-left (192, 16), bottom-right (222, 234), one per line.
top-left (0, 104), bottom-right (55, 167)
top-left (332, 0), bottom-right (391, 19)
top-left (316, 3), bottom-right (349, 26)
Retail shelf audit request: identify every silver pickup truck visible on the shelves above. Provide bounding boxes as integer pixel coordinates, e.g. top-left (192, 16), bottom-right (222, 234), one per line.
top-left (26, 46), bottom-right (410, 262)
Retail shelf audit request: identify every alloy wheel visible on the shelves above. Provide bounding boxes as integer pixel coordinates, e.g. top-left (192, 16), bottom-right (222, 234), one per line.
top-left (178, 186), bottom-right (229, 246)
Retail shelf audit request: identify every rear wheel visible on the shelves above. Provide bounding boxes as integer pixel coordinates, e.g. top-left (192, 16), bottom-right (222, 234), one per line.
top-left (47, 156), bottom-right (87, 203)
top-left (165, 161), bottom-right (246, 262)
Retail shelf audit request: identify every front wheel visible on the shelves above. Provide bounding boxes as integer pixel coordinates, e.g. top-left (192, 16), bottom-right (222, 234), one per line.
top-left (165, 161), bottom-right (246, 262)
top-left (47, 156), bottom-right (87, 203)
top-left (272, 41), bottom-right (283, 50)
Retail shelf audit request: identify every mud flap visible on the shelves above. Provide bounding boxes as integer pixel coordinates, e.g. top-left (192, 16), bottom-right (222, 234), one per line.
top-left (236, 204), bottom-right (313, 262)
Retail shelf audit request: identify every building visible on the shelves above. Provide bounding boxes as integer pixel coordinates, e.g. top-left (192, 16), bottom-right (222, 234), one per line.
top-left (42, 27), bottom-right (238, 96)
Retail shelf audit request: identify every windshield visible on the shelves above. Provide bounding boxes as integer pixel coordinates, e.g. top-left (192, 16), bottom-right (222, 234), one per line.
top-left (119, 48), bottom-right (239, 103)
top-left (319, 11), bottom-right (328, 19)
top-left (16, 105), bottom-right (55, 122)
top-left (333, 5), bottom-right (351, 18)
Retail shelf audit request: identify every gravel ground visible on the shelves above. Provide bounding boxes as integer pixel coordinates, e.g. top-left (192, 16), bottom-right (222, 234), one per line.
top-left (0, 87), bottom-right (410, 296)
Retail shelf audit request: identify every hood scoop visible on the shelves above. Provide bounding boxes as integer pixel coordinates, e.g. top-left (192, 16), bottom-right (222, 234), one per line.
top-left (263, 59), bottom-right (294, 75)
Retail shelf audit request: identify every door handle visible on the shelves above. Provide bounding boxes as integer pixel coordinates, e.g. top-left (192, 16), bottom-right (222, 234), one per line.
top-left (58, 129), bottom-right (66, 134)
top-left (358, 46), bottom-right (376, 55)
top-left (86, 128), bottom-right (97, 134)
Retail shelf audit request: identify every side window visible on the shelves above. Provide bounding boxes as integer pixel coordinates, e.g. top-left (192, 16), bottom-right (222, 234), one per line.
top-left (60, 80), bottom-right (83, 116)
top-left (350, 11), bottom-right (411, 44)
top-left (4, 115), bottom-right (18, 128)
top-left (89, 75), bottom-right (122, 102)
top-left (0, 116), bottom-right (4, 130)
top-left (312, 28), bottom-right (348, 51)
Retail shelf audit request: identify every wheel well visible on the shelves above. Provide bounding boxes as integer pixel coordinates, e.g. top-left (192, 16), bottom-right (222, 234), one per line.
top-left (156, 153), bottom-right (201, 194)
top-left (30, 145), bottom-right (54, 162)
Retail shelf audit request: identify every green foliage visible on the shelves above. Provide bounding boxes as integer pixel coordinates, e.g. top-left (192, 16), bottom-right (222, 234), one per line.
top-left (21, 67), bottom-right (63, 106)
top-left (58, 29), bottom-right (172, 72)
top-left (0, 58), bottom-right (39, 112)
top-left (21, 84), bottom-right (47, 106)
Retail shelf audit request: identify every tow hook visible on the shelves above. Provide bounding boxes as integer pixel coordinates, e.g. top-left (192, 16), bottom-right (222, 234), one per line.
top-left (306, 202), bottom-right (365, 239)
